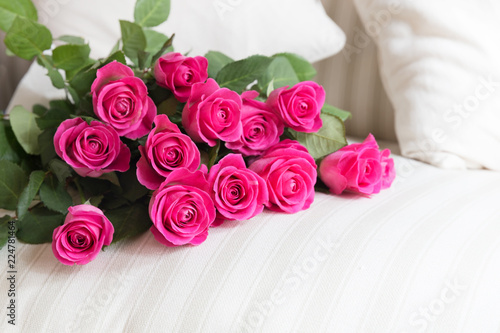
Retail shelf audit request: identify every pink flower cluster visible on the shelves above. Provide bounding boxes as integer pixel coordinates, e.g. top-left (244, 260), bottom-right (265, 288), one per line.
top-left (51, 53), bottom-right (395, 265)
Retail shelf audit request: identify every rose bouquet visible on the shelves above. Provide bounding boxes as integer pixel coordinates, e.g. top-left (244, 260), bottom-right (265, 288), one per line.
top-left (0, 0), bottom-right (395, 265)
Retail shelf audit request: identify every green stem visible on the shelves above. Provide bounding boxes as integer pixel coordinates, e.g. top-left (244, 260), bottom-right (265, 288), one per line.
top-left (74, 178), bottom-right (86, 204)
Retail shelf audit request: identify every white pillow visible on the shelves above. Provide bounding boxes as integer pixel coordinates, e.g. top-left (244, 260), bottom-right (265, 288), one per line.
top-left (33, 0), bottom-right (345, 62)
top-left (354, 0), bottom-right (500, 170)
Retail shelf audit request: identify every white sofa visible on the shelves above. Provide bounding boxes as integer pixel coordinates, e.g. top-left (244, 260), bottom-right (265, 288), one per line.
top-left (1, 1), bottom-right (499, 332)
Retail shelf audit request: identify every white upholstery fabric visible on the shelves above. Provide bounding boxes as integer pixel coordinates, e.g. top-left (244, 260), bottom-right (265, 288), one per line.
top-left (1, 154), bottom-right (500, 332)
top-left (353, 0), bottom-right (500, 170)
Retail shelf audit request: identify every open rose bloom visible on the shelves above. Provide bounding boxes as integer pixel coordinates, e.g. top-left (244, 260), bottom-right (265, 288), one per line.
top-left (249, 140), bottom-right (317, 213)
top-left (182, 78), bottom-right (242, 146)
top-left (52, 205), bottom-right (114, 266)
top-left (226, 90), bottom-right (284, 156)
top-left (137, 115), bottom-right (201, 190)
top-left (319, 134), bottom-right (396, 195)
top-left (154, 52), bottom-right (209, 102)
top-left (54, 118), bottom-right (131, 177)
top-left (267, 81), bottom-right (325, 133)
top-left (208, 154), bottom-right (269, 226)
top-left (149, 168), bottom-right (216, 246)
top-left (91, 61), bottom-right (157, 139)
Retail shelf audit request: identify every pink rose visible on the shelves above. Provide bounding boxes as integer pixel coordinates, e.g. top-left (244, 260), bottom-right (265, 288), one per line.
top-left (149, 168), bottom-right (216, 246)
top-left (380, 148), bottom-right (396, 190)
top-left (137, 115), bottom-right (201, 190)
top-left (267, 81), bottom-right (325, 133)
top-left (249, 139), bottom-right (317, 213)
top-left (319, 134), bottom-right (395, 195)
top-left (54, 118), bottom-right (131, 177)
top-left (182, 78), bottom-right (242, 147)
top-left (208, 154), bottom-right (268, 226)
top-left (52, 204), bottom-right (114, 265)
top-left (91, 60), bottom-right (156, 139)
top-left (154, 52), bottom-right (209, 103)
top-left (226, 91), bottom-right (284, 156)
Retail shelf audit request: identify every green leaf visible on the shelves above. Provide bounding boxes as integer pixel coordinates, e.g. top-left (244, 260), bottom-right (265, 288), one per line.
top-left (4, 16), bottom-right (52, 60)
top-left (137, 49), bottom-right (150, 69)
top-left (35, 108), bottom-right (71, 130)
top-left (106, 202), bottom-right (152, 244)
top-left (69, 67), bottom-right (97, 97)
top-left (65, 58), bottom-right (95, 82)
top-left (89, 195), bottom-right (104, 207)
top-left (10, 105), bottom-right (42, 155)
top-left (66, 86), bottom-right (80, 104)
top-left (49, 99), bottom-right (73, 113)
top-left (144, 29), bottom-right (169, 53)
top-left (273, 53), bottom-right (317, 81)
top-left (266, 79), bottom-right (275, 97)
top-left (289, 113), bottom-right (347, 160)
top-left (157, 96), bottom-right (179, 116)
top-left (208, 140), bottom-right (220, 168)
top-left (151, 33), bottom-right (174, 65)
top-left (103, 50), bottom-right (127, 66)
top-left (52, 44), bottom-right (91, 71)
top-left (17, 170), bottom-right (45, 220)
top-left (119, 164), bottom-right (149, 203)
top-left (321, 103), bottom-right (352, 122)
top-left (0, 160), bottom-right (28, 210)
top-left (48, 159), bottom-right (72, 183)
top-left (78, 177), bottom-right (121, 197)
top-left (37, 54), bottom-right (66, 89)
top-left (47, 69), bottom-right (65, 89)
top-left (0, 0), bottom-right (37, 32)
top-left (258, 56), bottom-right (299, 93)
top-left (39, 130), bottom-right (57, 166)
top-left (32, 104), bottom-right (48, 117)
top-left (57, 35), bottom-right (85, 45)
top-left (98, 172), bottom-right (121, 187)
top-left (39, 175), bottom-right (73, 214)
top-left (0, 216), bottom-right (13, 249)
top-left (0, 119), bottom-right (27, 164)
top-left (142, 29), bottom-right (169, 67)
top-left (16, 206), bottom-right (65, 244)
top-left (99, 195), bottom-right (128, 210)
top-left (216, 55), bottom-right (273, 93)
top-left (205, 51), bottom-right (234, 78)
top-left (120, 20), bottom-right (147, 63)
top-left (134, 0), bottom-right (171, 28)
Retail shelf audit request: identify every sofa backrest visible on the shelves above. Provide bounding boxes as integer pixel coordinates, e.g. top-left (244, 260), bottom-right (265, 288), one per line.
top-left (315, 0), bottom-right (396, 143)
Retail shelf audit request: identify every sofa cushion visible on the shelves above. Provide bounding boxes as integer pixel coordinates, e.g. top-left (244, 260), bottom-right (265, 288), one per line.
top-left (354, 0), bottom-right (500, 170)
top-left (1, 154), bottom-right (499, 332)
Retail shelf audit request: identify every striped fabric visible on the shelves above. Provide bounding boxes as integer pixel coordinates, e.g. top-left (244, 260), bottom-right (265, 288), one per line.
top-left (2, 154), bottom-right (499, 332)
top-left (315, 0), bottom-right (397, 142)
